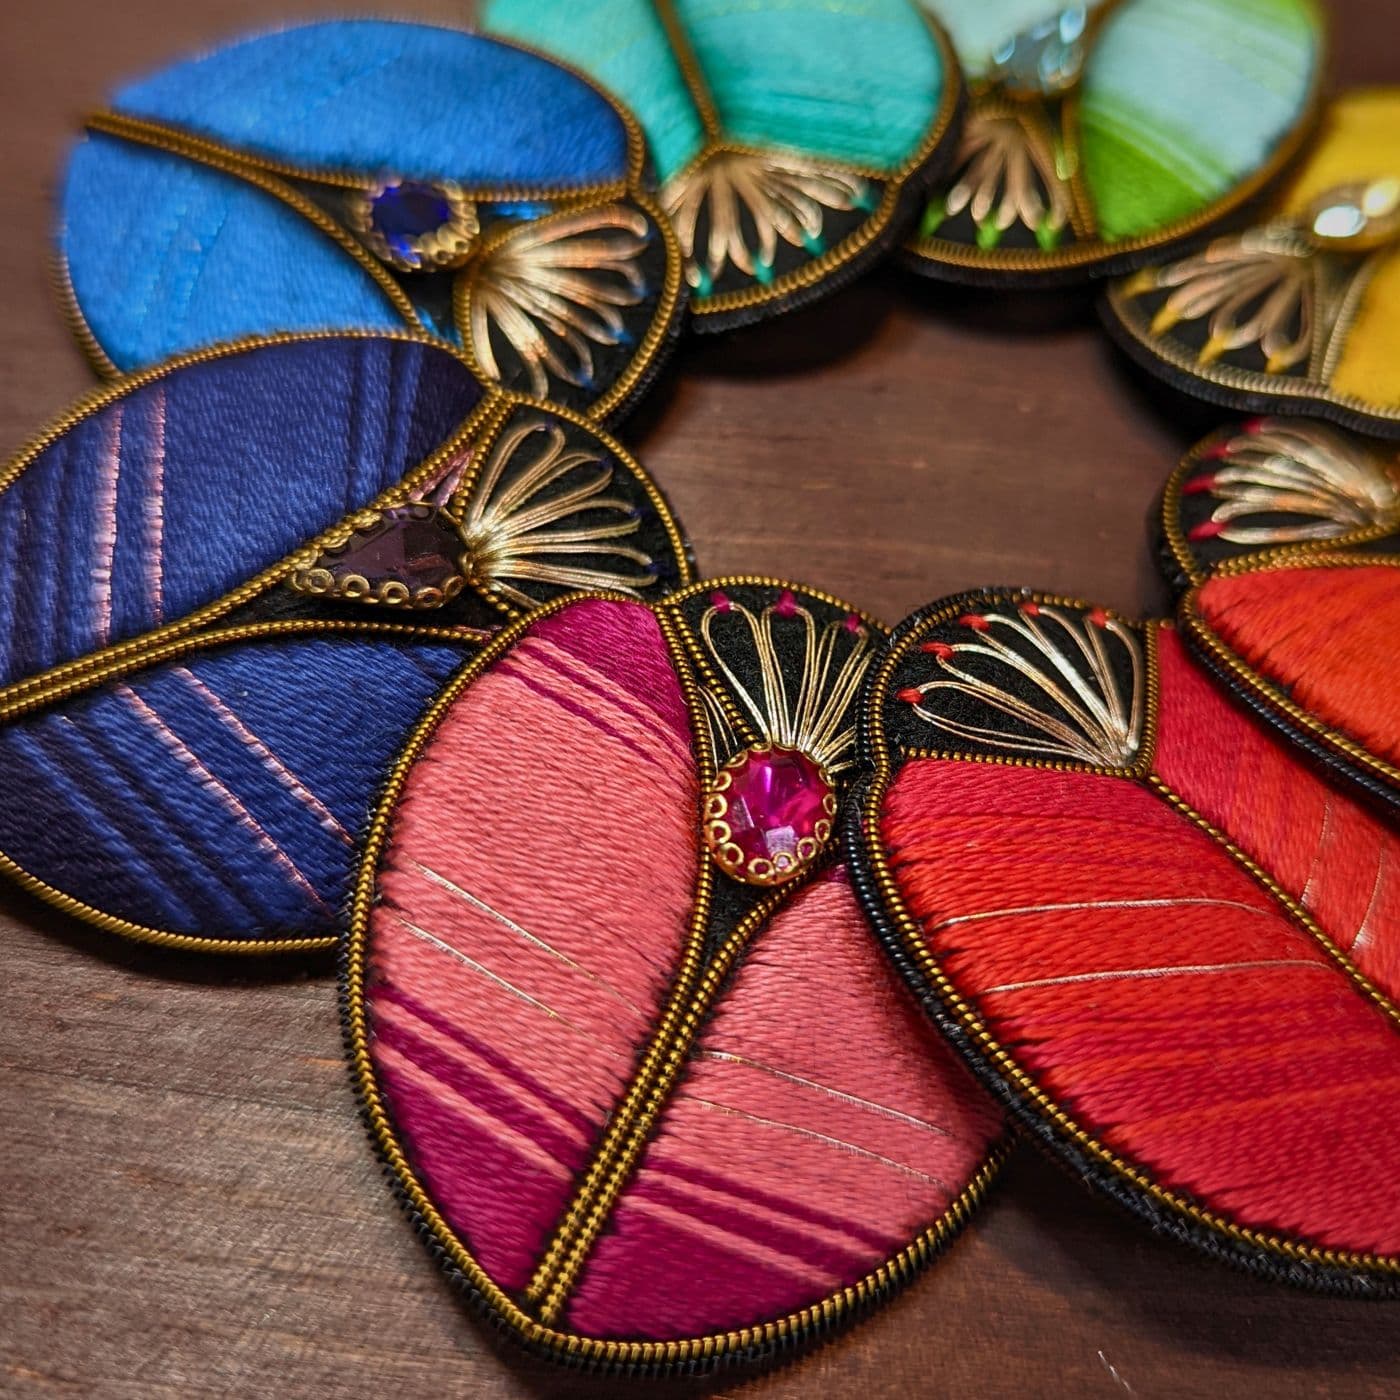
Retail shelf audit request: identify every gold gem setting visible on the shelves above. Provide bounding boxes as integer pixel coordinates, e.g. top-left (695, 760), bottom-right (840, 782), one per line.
top-left (700, 741), bottom-right (838, 888)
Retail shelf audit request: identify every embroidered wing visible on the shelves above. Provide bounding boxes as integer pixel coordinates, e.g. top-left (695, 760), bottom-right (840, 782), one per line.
top-left (345, 585), bottom-right (1003, 1370)
top-left (1162, 419), bottom-right (1400, 812)
top-left (854, 588), bottom-right (1400, 1294)
top-left (908, 0), bottom-right (1324, 277)
top-left (58, 21), bottom-right (682, 418)
top-left (0, 335), bottom-right (691, 950)
top-left (1103, 88), bottom-right (1400, 435)
top-left (484, 0), bottom-right (961, 327)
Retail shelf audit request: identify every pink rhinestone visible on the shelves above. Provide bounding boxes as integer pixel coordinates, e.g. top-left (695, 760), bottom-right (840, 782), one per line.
top-left (703, 745), bottom-right (836, 886)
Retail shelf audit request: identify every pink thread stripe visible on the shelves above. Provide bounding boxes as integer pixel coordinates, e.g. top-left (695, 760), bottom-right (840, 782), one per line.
top-left (118, 686), bottom-right (332, 916)
top-left (91, 404), bottom-right (124, 645)
top-left (639, 1157), bottom-right (887, 1262)
top-left (375, 1038), bottom-right (575, 1183)
top-left (525, 634), bottom-right (695, 763)
top-left (374, 991), bottom-right (595, 1158)
top-left (426, 444), bottom-right (473, 505)
top-left (172, 666), bottom-right (353, 846)
top-left (492, 652), bottom-right (679, 774)
top-left (144, 386), bottom-right (166, 623)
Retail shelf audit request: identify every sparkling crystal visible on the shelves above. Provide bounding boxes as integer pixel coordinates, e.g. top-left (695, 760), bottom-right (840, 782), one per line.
top-left (370, 181), bottom-right (454, 255)
top-left (990, 5), bottom-right (1089, 99)
top-left (1306, 178), bottom-right (1400, 253)
top-left (703, 744), bottom-right (836, 886)
top-left (302, 504), bottom-right (464, 606)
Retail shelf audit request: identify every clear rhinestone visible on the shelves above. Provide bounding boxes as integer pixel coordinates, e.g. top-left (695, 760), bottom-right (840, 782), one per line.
top-left (989, 6), bottom-right (1089, 99)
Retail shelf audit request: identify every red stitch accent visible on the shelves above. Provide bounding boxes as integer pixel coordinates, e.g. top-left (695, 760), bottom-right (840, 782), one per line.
top-left (1242, 416), bottom-right (1268, 435)
top-left (921, 641), bottom-right (955, 660)
top-left (775, 589), bottom-right (799, 618)
top-left (709, 590), bottom-right (731, 613)
top-left (1088, 607), bottom-right (1109, 628)
top-left (843, 613), bottom-right (864, 634)
top-left (1182, 474), bottom-right (1218, 495)
top-left (1020, 602), bottom-right (1041, 616)
top-left (958, 614), bottom-right (989, 632)
top-left (897, 688), bottom-right (925, 705)
top-left (1189, 520), bottom-right (1226, 541)
top-left (1202, 441), bottom-right (1234, 461)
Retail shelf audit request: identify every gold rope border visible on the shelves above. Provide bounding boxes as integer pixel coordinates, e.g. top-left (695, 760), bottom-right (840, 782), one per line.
top-left (858, 587), bottom-right (1400, 1280)
top-left (343, 578), bottom-right (1008, 1369)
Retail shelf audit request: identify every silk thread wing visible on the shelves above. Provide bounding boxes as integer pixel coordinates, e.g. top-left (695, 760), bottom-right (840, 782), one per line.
top-left (62, 136), bottom-right (409, 368)
top-left (365, 599), bottom-right (700, 1287)
top-left (864, 601), bottom-right (1400, 1274)
top-left (1078, 0), bottom-right (1322, 238)
top-left (358, 596), bottom-right (1002, 1344)
top-left (59, 22), bottom-right (635, 371)
top-left (1193, 563), bottom-right (1400, 774)
top-left (562, 866), bottom-right (1000, 1339)
top-left (0, 336), bottom-right (480, 691)
top-left (1154, 626), bottom-right (1400, 999)
top-left (0, 633), bottom-right (468, 940)
top-left (484, 0), bottom-right (947, 184)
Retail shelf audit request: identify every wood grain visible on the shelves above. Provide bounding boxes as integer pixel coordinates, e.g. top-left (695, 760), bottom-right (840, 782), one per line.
top-left (2, 2), bottom-right (1398, 1395)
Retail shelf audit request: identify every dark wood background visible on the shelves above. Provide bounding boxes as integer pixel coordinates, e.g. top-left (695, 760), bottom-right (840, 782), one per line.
top-left (2, 2), bottom-right (1396, 1395)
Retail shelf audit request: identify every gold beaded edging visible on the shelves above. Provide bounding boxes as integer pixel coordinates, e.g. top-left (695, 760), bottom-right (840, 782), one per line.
top-left (0, 330), bottom-right (503, 724)
top-left (701, 742), bottom-right (838, 887)
top-left (342, 579), bottom-right (1007, 1372)
top-left (857, 587), bottom-right (1400, 1282)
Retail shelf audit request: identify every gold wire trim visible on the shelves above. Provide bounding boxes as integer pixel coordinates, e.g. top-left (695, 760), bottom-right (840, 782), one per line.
top-left (458, 186), bottom-right (684, 422)
top-left (860, 592), bottom-right (1400, 1277)
top-left (1160, 428), bottom-right (1400, 586)
top-left (343, 582), bottom-right (1005, 1365)
top-left (0, 616), bottom-right (487, 956)
top-left (647, 4), bottom-right (964, 318)
top-left (1104, 262), bottom-right (1400, 424)
top-left (0, 330), bottom-right (507, 724)
top-left (445, 390), bottom-right (694, 617)
top-left (907, 0), bottom-right (1331, 275)
top-left (69, 28), bottom-right (675, 416)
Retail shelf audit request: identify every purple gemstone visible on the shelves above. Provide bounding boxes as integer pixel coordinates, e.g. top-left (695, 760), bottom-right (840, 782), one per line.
top-left (319, 505), bottom-right (463, 595)
top-left (370, 182), bottom-right (454, 255)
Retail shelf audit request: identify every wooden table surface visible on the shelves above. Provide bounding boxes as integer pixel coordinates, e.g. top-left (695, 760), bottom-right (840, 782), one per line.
top-left (1, 2), bottom-right (1396, 1395)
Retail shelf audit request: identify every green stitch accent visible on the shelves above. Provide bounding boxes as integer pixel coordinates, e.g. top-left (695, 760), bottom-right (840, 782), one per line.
top-left (919, 202), bottom-right (946, 240)
top-left (1035, 215), bottom-right (1063, 251)
top-left (975, 219), bottom-right (1002, 251)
